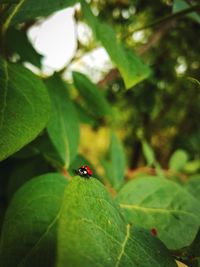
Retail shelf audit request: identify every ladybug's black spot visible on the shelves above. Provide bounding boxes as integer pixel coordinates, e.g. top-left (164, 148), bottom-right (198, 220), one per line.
top-left (78, 167), bottom-right (91, 178)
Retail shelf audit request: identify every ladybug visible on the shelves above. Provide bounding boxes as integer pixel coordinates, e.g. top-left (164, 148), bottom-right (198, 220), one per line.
top-left (77, 165), bottom-right (93, 178)
top-left (151, 228), bottom-right (157, 236)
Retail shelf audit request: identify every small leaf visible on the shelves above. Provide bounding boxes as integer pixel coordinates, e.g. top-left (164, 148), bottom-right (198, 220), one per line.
top-left (173, 0), bottom-right (200, 24)
top-left (0, 58), bottom-right (50, 161)
top-left (116, 176), bottom-right (200, 250)
top-left (142, 140), bottom-right (156, 166)
top-left (169, 149), bottom-right (189, 171)
top-left (73, 71), bottom-right (112, 118)
top-left (0, 173), bottom-right (68, 267)
top-left (46, 74), bottom-right (80, 168)
top-left (80, 0), bottom-right (151, 89)
top-left (1, 0), bottom-right (78, 26)
top-left (103, 132), bottom-right (126, 189)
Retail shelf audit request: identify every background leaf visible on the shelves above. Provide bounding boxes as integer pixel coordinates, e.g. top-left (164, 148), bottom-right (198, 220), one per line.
top-left (73, 71), bottom-right (112, 118)
top-left (141, 140), bottom-right (156, 166)
top-left (46, 74), bottom-right (80, 168)
top-left (102, 132), bottom-right (126, 190)
top-left (169, 149), bottom-right (189, 172)
top-left (0, 58), bottom-right (50, 161)
top-left (116, 176), bottom-right (200, 250)
top-left (173, 0), bottom-right (200, 24)
top-left (80, 0), bottom-right (151, 89)
top-left (0, 173), bottom-right (68, 267)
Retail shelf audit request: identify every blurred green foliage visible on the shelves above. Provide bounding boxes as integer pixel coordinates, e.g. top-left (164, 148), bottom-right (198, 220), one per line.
top-left (0, 0), bottom-right (200, 266)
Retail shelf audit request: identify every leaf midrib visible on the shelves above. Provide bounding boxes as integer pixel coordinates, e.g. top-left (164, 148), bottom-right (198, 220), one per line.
top-left (120, 203), bottom-right (197, 218)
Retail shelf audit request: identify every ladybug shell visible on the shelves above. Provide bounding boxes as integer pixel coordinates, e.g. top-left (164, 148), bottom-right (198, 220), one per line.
top-left (82, 165), bottom-right (93, 176)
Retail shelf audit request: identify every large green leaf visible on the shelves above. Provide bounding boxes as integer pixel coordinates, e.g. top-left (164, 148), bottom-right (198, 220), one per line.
top-left (0, 173), bottom-right (68, 267)
top-left (0, 175), bottom-right (177, 267)
top-left (73, 72), bottom-right (112, 118)
top-left (1, 0), bottom-right (78, 26)
top-left (80, 1), bottom-right (151, 89)
top-left (0, 58), bottom-right (50, 161)
top-left (46, 74), bottom-right (79, 168)
top-left (116, 176), bottom-right (200, 250)
top-left (57, 176), bottom-right (176, 267)
top-left (185, 174), bottom-right (200, 201)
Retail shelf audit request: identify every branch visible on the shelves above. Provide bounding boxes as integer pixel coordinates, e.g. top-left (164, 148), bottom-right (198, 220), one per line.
top-left (133, 4), bottom-right (200, 33)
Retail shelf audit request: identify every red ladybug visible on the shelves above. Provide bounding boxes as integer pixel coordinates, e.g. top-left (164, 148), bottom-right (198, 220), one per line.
top-left (77, 165), bottom-right (92, 178)
top-left (151, 228), bottom-right (157, 236)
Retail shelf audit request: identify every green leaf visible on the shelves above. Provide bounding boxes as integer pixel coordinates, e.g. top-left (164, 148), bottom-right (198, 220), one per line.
top-left (169, 149), bottom-right (189, 171)
top-left (173, 0), bottom-right (200, 24)
top-left (142, 140), bottom-right (156, 166)
top-left (185, 174), bottom-right (200, 201)
top-left (74, 102), bottom-right (96, 126)
top-left (110, 133), bottom-right (126, 185)
top-left (141, 139), bottom-right (163, 176)
top-left (57, 176), bottom-right (177, 267)
top-left (116, 176), bottom-right (200, 250)
top-left (188, 228), bottom-right (200, 258)
top-left (102, 133), bottom-right (126, 190)
top-left (73, 72), bottom-right (112, 118)
top-left (0, 173), bottom-right (68, 267)
top-left (80, 1), bottom-right (151, 89)
top-left (1, 0), bottom-right (78, 26)
top-left (31, 133), bottom-right (64, 169)
top-left (6, 156), bottom-right (49, 200)
top-left (6, 28), bottom-right (42, 68)
top-left (0, 58), bottom-right (50, 161)
top-left (45, 74), bottom-right (80, 168)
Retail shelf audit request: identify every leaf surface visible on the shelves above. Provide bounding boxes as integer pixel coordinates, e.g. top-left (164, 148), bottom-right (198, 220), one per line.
top-left (1, 0), bottom-right (77, 25)
top-left (73, 72), bottom-right (112, 118)
top-left (116, 176), bottom-right (200, 250)
top-left (185, 174), bottom-right (200, 201)
top-left (169, 149), bottom-right (189, 171)
top-left (57, 177), bottom-right (177, 267)
top-left (0, 173), bottom-right (67, 267)
top-left (0, 58), bottom-right (50, 160)
top-left (46, 74), bottom-right (80, 168)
